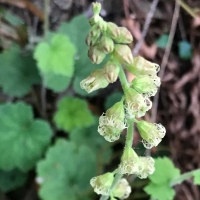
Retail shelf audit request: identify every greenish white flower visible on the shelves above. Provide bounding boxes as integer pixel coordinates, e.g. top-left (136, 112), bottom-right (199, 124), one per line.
top-left (124, 88), bottom-right (152, 118)
top-left (98, 100), bottom-right (126, 142)
top-left (88, 45), bottom-right (106, 64)
top-left (114, 27), bottom-right (133, 44)
top-left (99, 35), bottom-right (114, 54)
top-left (80, 69), bottom-right (109, 93)
top-left (137, 120), bottom-right (166, 149)
top-left (90, 172), bottom-right (114, 195)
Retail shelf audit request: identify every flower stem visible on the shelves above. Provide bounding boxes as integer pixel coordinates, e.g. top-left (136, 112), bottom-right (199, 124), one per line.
top-left (170, 169), bottom-right (200, 186)
top-left (118, 65), bottom-right (129, 91)
top-left (125, 119), bottom-right (134, 147)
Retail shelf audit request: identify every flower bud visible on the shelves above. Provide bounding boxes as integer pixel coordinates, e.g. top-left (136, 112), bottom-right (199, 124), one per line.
top-left (114, 27), bottom-right (133, 44)
top-left (102, 61), bottom-right (120, 83)
top-left (137, 120), bottom-right (166, 149)
top-left (136, 157), bottom-right (155, 179)
top-left (126, 56), bottom-right (160, 76)
top-left (124, 88), bottom-right (152, 119)
top-left (97, 17), bottom-right (107, 31)
top-left (112, 178), bottom-right (131, 199)
top-left (92, 2), bottom-right (101, 15)
top-left (90, 172), bottom-right (114, 195)
top-left (131, 75), bottom-right (161, 97)
top-left (99, 35), bottom-right (114, 54)
top-left (80, 69), bottom-right (109, 93)
top-left (86, 26), bottom-right (101, 46)
top-left (88, 45), bottom-right (106, 64)
top-left (98, 100), bottom-right (126, 142)
top-left (113, 44), bottom-right (133, 65)
top-left (118, 146), bottom-right (139, 175)
top-left (106, 22), bottom-right (120, 39)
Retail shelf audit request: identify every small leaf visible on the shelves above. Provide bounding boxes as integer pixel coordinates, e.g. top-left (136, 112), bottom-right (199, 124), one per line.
top-left (105, 92), bottom-right (124, 110)
top-left (148, 157), bottom-right (180, 184)
top-left (144, 183), bottom-right (175, 200)
top-left (37, 139), bottom-right (96, 200)
top-left (0, 169), bottom-right (27, 192)
top-left (43, 72), bottom-right (72, 92)
top-left (0, 46), bottom-right (40, 97)
top-left (178, 40), bottom-right (192, 60)
top-left (156, 34), bottom-right (169, 48)
top-left (54, 96), bottom-right (95, 132)
top-left (193, 169), bottom-right (200, 185)
top-left (0, 102), bottom-right (53, 172)
top-left (34, 33), bottom-right (76, 77)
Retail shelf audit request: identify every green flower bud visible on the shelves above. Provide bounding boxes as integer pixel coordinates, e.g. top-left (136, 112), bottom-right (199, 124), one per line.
top-left (90, 172), bottom-right (114, 195)
top-left (131, 75), bottom-right (161, 97)
top-left (86, 25), bottom-right (101, 46)
top-left (113, 44), bottom-right (133, 65)
top-left (97, 17), bottom-right (107, 31)
top-left (124, 88), bottom-right (152, 118)
top-left (106, 22), bottom-right (121, 39)
top-left (118, 146), bottom-right (139, 175)
top-left (112, 178), bottom-right (131, 199)
top-left (136, 157), bottom-right (155, 179)
top-left (92, 2), bottom-right (101, 15)
top-left (88, 45), bottom-right (106, 64)
top-left (102, 61), bottom-right (120, 83)
top-left (80, 69), bottom-right (109, 93)
top-left (99, 35), bottom-right (114, 54)
top-left (137, 120), bottom-right (166, 149)
top-left (126, 56), bottom-right (160, 76)
top-left (98, 100), bottom-right (126, 142)
top-left (114, 27), bottom-right (133, 44)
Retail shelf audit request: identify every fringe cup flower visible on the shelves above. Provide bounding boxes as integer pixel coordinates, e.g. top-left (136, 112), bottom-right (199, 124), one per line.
top-left (98, 35), bottom-right (114, 54)
top-left (88, 45), bottom-right (106, 64)
top-left (137, 120), bottom-right (166, 149)
top-left (124, 88), bottom-right (152, 118)
top-left (80, 69), bottom-right (109, 93)
top-left (113, 27), bottom-right (133, 44)
top-left (90, 172), bottom-right (114, 195)
top-left (112, 178), bottom-right (131, 199)
top-left (136, 157), bottom-right (155, 179)
top-left (131, 75), bottom-right (161, 97)
top-left (118, 146), bottom-right (139, 175)
top-left (125, 56), bottom-right (160, 76)
top-left (98, 100), bottom-right (127, 142)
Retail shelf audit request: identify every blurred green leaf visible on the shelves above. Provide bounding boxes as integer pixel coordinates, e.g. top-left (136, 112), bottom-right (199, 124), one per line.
top-left (37, 139), bottom-right (96, 200)
top-left (105, 92), bottom-right (123, 110)
top-left (193, 169), bottom-right (200, 185)
top-left (0, 102), bottom-right (53, 172)
top-left (144, 157), bottom-right (180, 200)
top-left (0, 169), bottom-right (27, 192)
top-left (156, 34), bottom-right (169, 48)
top-left (34, 33), bottom-right (76, 77)
top-left (0, 46), bottom-right (40, 97)
top-left (43, 72), bottom-right (72, 92)
top-left (178, 40), bottom-right (192, 60)
top-left (54, 96), bottom-right (95, 132)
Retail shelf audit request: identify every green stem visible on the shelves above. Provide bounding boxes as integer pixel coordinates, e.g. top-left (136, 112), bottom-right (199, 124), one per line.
top-left (118, 65), bottom-right (129, 91)
top-left (170, 169), bottom-right (200, 186)
top-left (125, 119), bottom-right (134, 147)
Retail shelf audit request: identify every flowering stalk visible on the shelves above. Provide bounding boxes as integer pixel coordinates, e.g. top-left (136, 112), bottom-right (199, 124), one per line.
top-left (80, 2), bottom-right (166, 199)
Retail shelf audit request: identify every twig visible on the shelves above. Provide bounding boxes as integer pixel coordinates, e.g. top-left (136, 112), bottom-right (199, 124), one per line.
top-left (41, 0), bottom-right (50, 118)
top-left (146, 1), bottom-right (180, 156)
top-left (132, 0), bottom-right (159, 57)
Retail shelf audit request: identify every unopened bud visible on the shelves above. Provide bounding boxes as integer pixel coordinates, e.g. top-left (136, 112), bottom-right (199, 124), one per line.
top-left (124, 88), bottom-right (152, 118)
top-left (113, 44), bottom-right (133, 65)
top-left (88, 46), bottom-right (106, 64)
top-left (137, 120), bottom-right (166, 149)
top-left (98, 100), bottom-right (126, 142)
top-left (102, 61), bottom-right (120, 83)
top-left (80, 69), bottom-right (109, 93)
top-left (90, 172), bottom-right (114, 195)
top-left (126, 56), bottom-right (160, 76)
top-left (99, 35), bottom-right (114, 54)
top-left (86, 26), bottom-right (101, 46)
top-left (92, 2), bottom-right (101, 15)
top-left (113, 178), bottom-right (131, 199)
top-left (131, 75), bottom-right (161, 97)
top-left (114, 27), bottom-right (133, 44)
top-left (118, 146), bottom-right (139, 175)
top-left (106, 22), bottom-right (120, 39)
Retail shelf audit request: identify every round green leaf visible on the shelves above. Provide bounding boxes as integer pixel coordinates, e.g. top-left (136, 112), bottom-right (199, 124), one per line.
top-left (0, 102), bottom-right (53, 172)
top-left (54, 96), bottom-right (95, 132)
top-left (37, 139), bottom-right (96, 200)
top-left (34, 34), bottom-right (76, 77)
